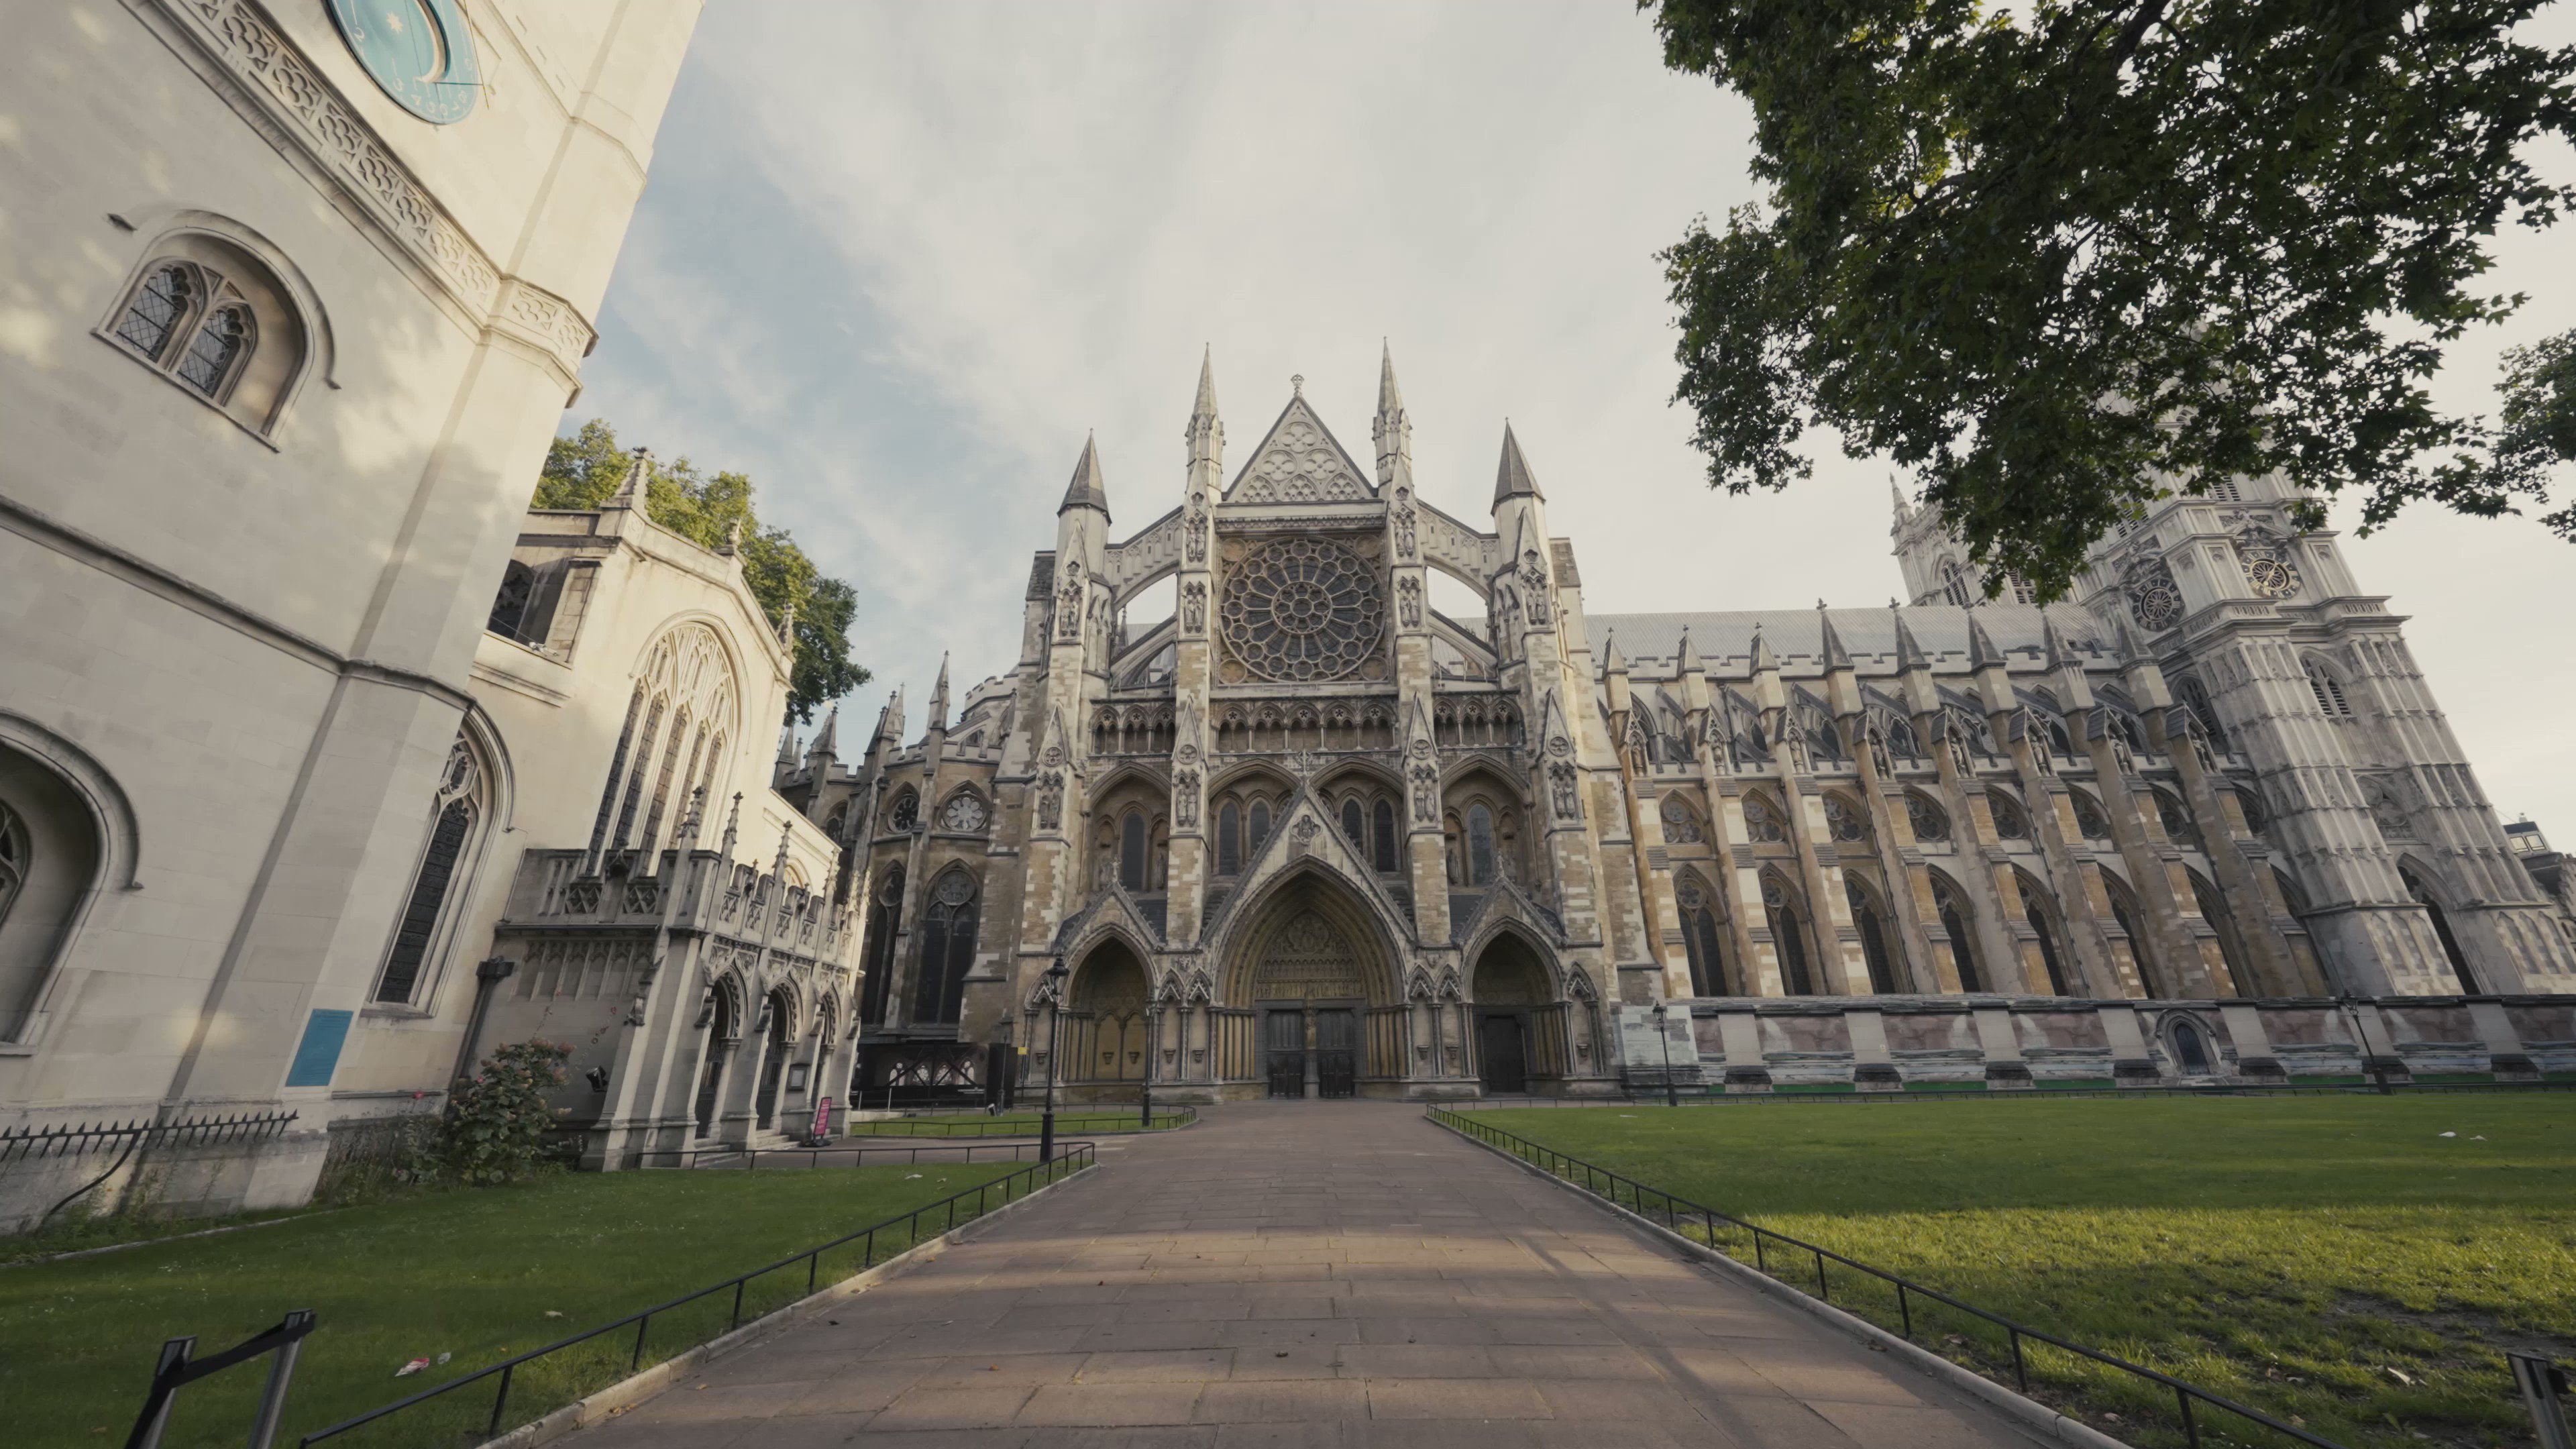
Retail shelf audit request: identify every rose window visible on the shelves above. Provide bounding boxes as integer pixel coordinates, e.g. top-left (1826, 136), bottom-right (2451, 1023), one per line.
top-left (2128, 561), bottom-right (2184, 633)
top-left (1220, 537), bottom-right (1386, 682)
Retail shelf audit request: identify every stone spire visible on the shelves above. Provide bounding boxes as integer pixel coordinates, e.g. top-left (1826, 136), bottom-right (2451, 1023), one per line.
top-left (1186, 347), bottom-right (1223, 468)
top-left (1888, 474), bottom-right (1910, 523)
top-left (1493, 421), bottom-right (1544, 507)
top-left (1749, 622), bottom-right (1778, 673)
top-left (805, 706), bottom-right (839, 765)
top-left (1599, 629), bottom-right (1627, 677)
top-left (879, 686), bottom-right (906, 748)
top-left (1674, 625), bottom-right (1701, 676)
top-left (1372, 339), bottom-right (1412, 490)
top-left (925, 652), bottom-right (951, 734)
top-left (775, 724), bottom-right (797, 767)
top-left (1059, 432), bottom-right (1110, 517)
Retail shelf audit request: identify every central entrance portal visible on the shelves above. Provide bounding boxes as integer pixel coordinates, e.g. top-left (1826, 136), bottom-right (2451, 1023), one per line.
top-left (1248, 906), bottom-right (1374, 1099)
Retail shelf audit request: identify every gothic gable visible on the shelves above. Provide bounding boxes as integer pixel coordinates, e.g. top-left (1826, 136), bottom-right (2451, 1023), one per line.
top-left (1224, 394), bottom-right (1375, 504)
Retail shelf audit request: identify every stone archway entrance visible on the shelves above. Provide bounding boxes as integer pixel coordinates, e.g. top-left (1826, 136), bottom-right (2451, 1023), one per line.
top-left (1220, 873), bottom-right (1398, 1099)
top-left (1067, 938), bottom-right (1151, 1093)
top-left (1471, 935), bottom-right (1550, 1095)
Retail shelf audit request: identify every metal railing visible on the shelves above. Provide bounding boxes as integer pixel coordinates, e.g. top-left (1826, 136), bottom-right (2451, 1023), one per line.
top-left (637, 1139), bottom-right (1071, 1169)
top-left (297, 1141), bottom-right (1096, 1446)
top-left (1428, 1108), bottom-right (2347, 1449)
top-left (128, 1309), bottom-right (316, 1449)
top-left (842, 1106), bottom-right (1197, 1138)
top-left (3, 1110), bottom-right (300, 1227)
top-left (1476, 1077), bottom-right (2576, 1108)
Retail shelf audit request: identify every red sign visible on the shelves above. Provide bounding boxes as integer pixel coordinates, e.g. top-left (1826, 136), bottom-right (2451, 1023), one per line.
top-left (810, 1095), bottom-right (833, 1141)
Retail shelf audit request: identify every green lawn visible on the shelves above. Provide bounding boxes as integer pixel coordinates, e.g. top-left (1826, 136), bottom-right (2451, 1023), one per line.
top-left (1468, 1097), bottom-right (2576, 1449)
top-left (3, 1161), bottom-right (1046, 1448)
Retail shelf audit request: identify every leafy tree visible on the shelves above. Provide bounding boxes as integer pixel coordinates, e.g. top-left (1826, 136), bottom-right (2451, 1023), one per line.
top-left (537, 418), bottom-right (870, 721)
top-left (441, 1039), bottom-right (572, 1186)
top-left (1646, 0), bottom-right (2576, 597)
top-left (2466, 326), bottom-right (2576, 535)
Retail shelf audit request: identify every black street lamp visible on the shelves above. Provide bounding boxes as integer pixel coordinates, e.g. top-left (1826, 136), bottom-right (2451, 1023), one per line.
top-left (1140, 1004), bottom-right (1155, 1128)
top-left (1040, 956), bottom-right (1069, 1163)
top-left (1652, 999), bottom-right (1680, 1108)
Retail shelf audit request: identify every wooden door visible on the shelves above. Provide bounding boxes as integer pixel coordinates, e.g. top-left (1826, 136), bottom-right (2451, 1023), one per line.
top-left (1263, 1010), bottom-right (1305, 1098)
top-left (1478, 1014), bottom-right (1527, 1095)
top-left (1315, 1009), bottom-right (1358, 1098)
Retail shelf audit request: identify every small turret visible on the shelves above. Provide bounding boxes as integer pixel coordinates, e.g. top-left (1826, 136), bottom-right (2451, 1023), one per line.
top-left (925, 653), bottom-right (952, 736)
top-left (1966, 610), bottom-right (2012, 714)
top-left (1372, 340), bottom-right (1412, 491)
top-left (1818, 604), bottom-right (1860, 716)
top-left (1892, 604), bottom-right (1939, 716)
top-left (1186, 347), bottom-right (1223, 470)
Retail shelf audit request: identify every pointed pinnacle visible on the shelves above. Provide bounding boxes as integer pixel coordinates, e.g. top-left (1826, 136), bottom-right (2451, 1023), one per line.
top-left (1060, 432), bottom-right (1110, 516)
top-left (1377, 339), bottom-right (1404, 417)
top-left (1601, 630), bottom-right (1627, 674)
top-left (1819, 610), bottom-right (1853, 671)
top-left (1891, 604), bottom-right (1931, 672)
top-left (1192, 345), bottom-right (1219, 421)
top-left (613, 446), bottom-right (651, 502)
top-left (1966, 612), bottom-right (2007, 670)
top-left (1493, 421), bottom-right (1544, 506)
top-left (1750, 623), bottom-right (1778, 672)
top-left (1676, 626), bottom-right (1702, 675)
top-left (2041, 613), bottom-right (2076, 670)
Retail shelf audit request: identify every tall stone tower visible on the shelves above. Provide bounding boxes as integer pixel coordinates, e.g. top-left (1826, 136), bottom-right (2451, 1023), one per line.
top-left (1894, 477), bottom-right (2576, 994)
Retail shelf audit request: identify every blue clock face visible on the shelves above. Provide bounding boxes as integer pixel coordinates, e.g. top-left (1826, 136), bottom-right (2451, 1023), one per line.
top-left (327, 0), bottom-right (481, 125)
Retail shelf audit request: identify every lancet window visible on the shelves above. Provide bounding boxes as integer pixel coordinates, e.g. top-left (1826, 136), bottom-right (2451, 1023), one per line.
top-left (373, 729), bottom-right (492, 1007)
top-left (910, 869), bottom-right (981, 1026)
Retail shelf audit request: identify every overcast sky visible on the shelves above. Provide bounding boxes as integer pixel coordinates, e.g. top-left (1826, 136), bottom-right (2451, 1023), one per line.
top-left (572, 1), bottom-right (2576, 833)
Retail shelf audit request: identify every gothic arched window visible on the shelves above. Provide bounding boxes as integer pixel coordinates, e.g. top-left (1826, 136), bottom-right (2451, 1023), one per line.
top-left (2070, 789), bottom-right (2112, 841)
top-left (1933, 873), bottom-right (1982, 992)
top-left (2019, 878), bottom-right (2072, 996)
top-left (1248, 800), bottom-right (1272, 855)
top-left (1847, 877), bottom-right (1900, 994)
top-left (1763, 875), bottom-right (1815, 996)
top-left (104, 238), bottom-right (311, 436)
top-left (1217, 801), bottom-right (1242, 875)
top-left (911, 870), bottom-right (981, 1025)
top-left (1466, 803), bottom-right (1498, 886)
top-left (1907, 792), bottom-right (1951, 843)
top-left (1676, 871), bottom-right (1729, 996)
top-left (1119, 810), bottom-right (1148, 892)
top-left (1660, 794), bottom-right (1704, 844)
top-left (374, 730), bottom-right (492, 1006)
top-left (1342, 798), bottom-right (1366, 849)
top-left (2401, 865), bottom-right (2477, 993)
top-left (888, 787), bottom-right (920, 833)
top-left (1988, 789), bottom-right (2029, 841)
top-left (859, 864), bottom-right (904, 1025)
top-left (2103, 872), bottom-right (2167, 998)
top-left (0, 804), bottom-right (23, 934)
top-left (1741, 790), bottom-right (1787, 844)
top-left (1372, 798), bottom-right (1397, 873)
top-left (2304, 660), bottom-right (2353, 717)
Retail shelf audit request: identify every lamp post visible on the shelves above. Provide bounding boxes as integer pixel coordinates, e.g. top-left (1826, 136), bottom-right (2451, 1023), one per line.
top-left (1652, 1000), bottom-right (1679, 1108)
top-left (1040, 956), bottom-right (1069, 1163)
top-left (1140, 1004), bottom-right (1155, 1128)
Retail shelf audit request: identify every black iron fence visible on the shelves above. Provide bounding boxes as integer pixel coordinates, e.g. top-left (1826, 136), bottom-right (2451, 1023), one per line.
top-left (841, 1106), bottom-right (1197, 1138)
top-left (294, 1141), bottom-right (1096, 1447)
top-left (639, 1139), bottom-right (1074, 1170)
top-left (1427, 1108), bottom-right (2347, 1449)
top-left (1501, 1077), bottom-right (2576, 1108)
top-left (3, 1110), bottom-right (300, 1228)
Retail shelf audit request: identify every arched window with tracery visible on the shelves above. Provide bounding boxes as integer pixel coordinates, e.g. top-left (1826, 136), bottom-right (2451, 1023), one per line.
top-left (587, 625), bottom-right (739, 872)
top-left (104, 236), bottom-right (311, 436)
top-left (374, 729), bottom-right (493, 1006)
top-left (912, 869), bottom-right (981, 1025)
top-left (0, 804), bottom-right (23, 935)
top-left (1466, 803), bottom-right (1498, 885)
top-left (1342, 798), bottom-right (1366, 849)
top-left (2019, 877), bottom-right (2072, 996)
top-left (2176, 678), bottom-right (2229, 753)
top-left (1763, 873), bottom-right (1816, 996)
top-left (1217, 801), bottom-right (1242, 875)
top-left (1372, 798), bottom-right (1398, 873)
top-left (1676, 871), bottom-right (1731, 996)
top-left (1248, 800), bottom-right (1272, 855)
top-left (1119, 810), bottom-right (1148, 892)
top-left (1847, 877), bottom-right (1900, 994)
top-left (859, 865), bottom-right (904, 1025)
top-left (1932, 873), bottom-right (1982, 992)
top-left (2304, 660), bottom-right (2353, 717)
top-left (1660, 794), bottom-right (1704, 845)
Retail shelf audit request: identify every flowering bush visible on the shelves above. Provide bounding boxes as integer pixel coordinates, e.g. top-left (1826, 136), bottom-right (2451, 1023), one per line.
top-left (442, 1040), bottom-right (572, 1185)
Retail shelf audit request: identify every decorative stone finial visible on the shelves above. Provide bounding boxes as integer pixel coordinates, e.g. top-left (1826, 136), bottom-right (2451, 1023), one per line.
top-left (1290, 374), bottom-right (1304, 397)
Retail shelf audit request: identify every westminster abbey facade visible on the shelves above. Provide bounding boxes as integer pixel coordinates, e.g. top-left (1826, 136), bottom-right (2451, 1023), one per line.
top-left (777, 349), bottom-right (2576, 1100)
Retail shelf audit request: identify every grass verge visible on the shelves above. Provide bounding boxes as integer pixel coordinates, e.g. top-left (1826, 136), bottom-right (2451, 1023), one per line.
top-left (1468, 1096), bottom-right (2576, 1449)
top-left (3, 1161), bottom-right (1030, 1448)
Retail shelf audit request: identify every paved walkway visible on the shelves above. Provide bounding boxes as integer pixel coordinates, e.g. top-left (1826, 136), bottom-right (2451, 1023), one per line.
top-left (570, 1102), bottom-right (2048, 1448)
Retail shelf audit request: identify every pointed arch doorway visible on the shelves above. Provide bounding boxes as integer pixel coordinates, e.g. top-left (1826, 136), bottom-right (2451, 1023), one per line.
top-left (1221, 871), bottom-right (1399, 1099)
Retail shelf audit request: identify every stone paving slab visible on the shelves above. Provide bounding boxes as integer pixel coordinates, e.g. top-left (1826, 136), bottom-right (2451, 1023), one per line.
top-left (564, 1102), bottom-right (2052, 1448)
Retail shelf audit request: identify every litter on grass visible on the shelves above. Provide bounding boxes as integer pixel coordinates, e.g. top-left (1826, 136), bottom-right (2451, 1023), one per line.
top-left (395, 1358), bottom-right (430, 1377)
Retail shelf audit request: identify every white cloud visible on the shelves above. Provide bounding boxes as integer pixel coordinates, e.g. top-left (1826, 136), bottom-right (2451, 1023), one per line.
top-left (575, 0), bottom-right (2576, 835)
